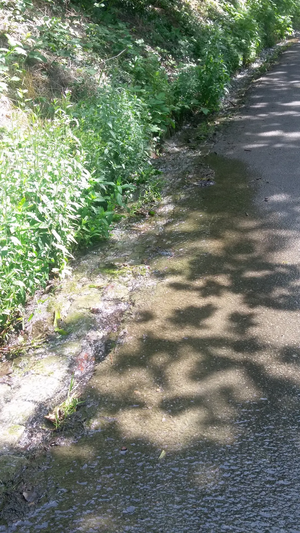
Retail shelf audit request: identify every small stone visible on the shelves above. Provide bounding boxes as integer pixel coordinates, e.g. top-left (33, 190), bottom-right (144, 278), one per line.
top-left (0, 362), bottom-right (12, 377)
top-left (123, 506), bottom-right (136, 514)
top-left (23, 490), bottom-right (39, 503)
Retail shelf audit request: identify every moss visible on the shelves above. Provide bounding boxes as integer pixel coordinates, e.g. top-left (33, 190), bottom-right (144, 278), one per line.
top-left (99, 262), bottom-right (138, 278)
top-left (64, 310), bottom-right (96, 334)
top-left (7, 424), bottom-right (25, 439)
top-left (55, 340), bottom-right (82, 357)
top-left (31, 355), bottom-right (68, 377)
top-left (47, 297), bottom-right (63, 316)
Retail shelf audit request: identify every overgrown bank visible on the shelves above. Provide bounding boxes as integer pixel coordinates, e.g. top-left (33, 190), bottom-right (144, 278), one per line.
top-left (1, 0), bottom-right (300, 336)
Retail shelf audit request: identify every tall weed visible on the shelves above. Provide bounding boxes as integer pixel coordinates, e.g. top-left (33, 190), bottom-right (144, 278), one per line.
top-left (173, 30), bottom-right (230, 116)
top-left (73, 86), bottom-right (152, 243)
top-left (0, 111), bottom-right (89, 329)
top-left (0, 87), bottom-right (152, 331)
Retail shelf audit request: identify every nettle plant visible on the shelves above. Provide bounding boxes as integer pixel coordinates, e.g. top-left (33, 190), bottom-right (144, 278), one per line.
top-left (0, 87), bottom-right (153, 332)
top-left (0, 109), bottom-right (89, 330)
top-left (173, 31), bottom-right (230, 117)
top-left (0, 31), bottom-right (48, 99)
top-left (74, 85), bottom-right (152, 242)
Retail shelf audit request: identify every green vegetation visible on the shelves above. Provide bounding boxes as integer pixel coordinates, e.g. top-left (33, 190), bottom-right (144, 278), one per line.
top-left (0, 0), bottom-right (300, 336)
top-left (44, 375), bottom-right (82, 429)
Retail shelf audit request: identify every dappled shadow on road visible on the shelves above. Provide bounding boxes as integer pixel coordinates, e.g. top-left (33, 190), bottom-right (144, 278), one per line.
top-left (218, 44), bottom-right (300, 236)
top-left (6, 144), bottom-right (300, 531)
top-left (90, 150), bottom-right (300, 446)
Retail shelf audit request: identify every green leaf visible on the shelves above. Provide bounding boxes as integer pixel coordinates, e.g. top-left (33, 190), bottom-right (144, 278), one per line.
top-left (55, 327), bottom-right (68, 335)
top-left (0, 81), bottom-right (8, 91)
top-left (28, 51), bottom-right (47, 63)
top-left (52, 242), bottom-right (72, 256)
top-left (14, 47), bottom-right (27, 56)
top-left (201, 107), bottom-right (210, 115)
top-left (54, 310), bottom-right (61, 328)
top-left (17, 197), bottom-right (26, 210)
top-left (159, 450), bottom-right (166, 460)
top-left (27, 313), bottom-right (34, 323)
top-left (13, 280), bottom-right (25, 288)
top-left (10, 236), bottom-right (22, 247)
top-left (5, 34), bottom-right (22, 47)
top-left (51, 229), bottom-right (62, 242)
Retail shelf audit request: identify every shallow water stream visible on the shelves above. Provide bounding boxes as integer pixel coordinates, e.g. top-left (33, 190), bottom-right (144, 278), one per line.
top-left (3, 43), bottom-right (300, 532)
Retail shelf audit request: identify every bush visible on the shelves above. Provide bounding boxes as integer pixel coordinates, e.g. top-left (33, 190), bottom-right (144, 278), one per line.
top-left (173, 29), bottom-right (230, 117)
top-left (73, 86), bottom-right (152, 243)
top-left (249, 0), bottom-right (293, 47)
top-left (0, 87), bottom-right (152, 331)
top-left (0, 110), bottom-right (89, 329)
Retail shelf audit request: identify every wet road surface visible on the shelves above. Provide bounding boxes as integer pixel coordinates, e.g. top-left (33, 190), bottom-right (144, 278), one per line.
top-left (3, 42), bottom-right (300, 532)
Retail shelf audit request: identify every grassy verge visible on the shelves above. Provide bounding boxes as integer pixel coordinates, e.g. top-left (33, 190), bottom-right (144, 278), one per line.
top-left (0, 0), bottom-right (300, 337)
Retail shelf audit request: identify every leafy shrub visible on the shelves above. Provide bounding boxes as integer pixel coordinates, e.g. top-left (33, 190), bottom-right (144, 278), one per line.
top-left (122, 51), bottom-right (174, 135)
top-left (73, 86), bottom-right (152, 242)
top-left (249, 0), bottom-right (292, 47)
top-left (0, 87), bottom-right (152, 330)
top-left (221, 3), bottom-right (261, 66)
top-left (173, 30), bottom-right (230, 117)
top-left (0, 111), bottom-right (89, 329)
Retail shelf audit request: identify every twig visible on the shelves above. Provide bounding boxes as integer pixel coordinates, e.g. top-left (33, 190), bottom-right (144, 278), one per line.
top-left (102, 48), bottom-right (127, 64)
top-left (0, 337), bottom-right (45, 355)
